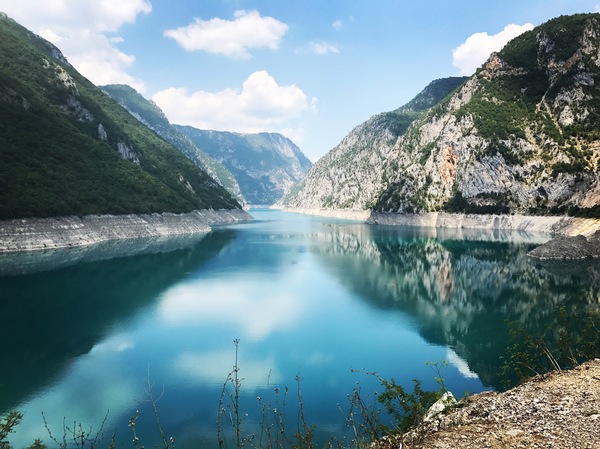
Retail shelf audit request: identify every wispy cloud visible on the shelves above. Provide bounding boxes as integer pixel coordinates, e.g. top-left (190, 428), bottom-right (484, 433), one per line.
top-left (309, 41), bottom-right (340, 55)
top-left (452, 23), bottom-right (534, 75)
top-left (164, 10), bottom-right (288, 59)
top-left (332, 16), bottom-right (354, 31)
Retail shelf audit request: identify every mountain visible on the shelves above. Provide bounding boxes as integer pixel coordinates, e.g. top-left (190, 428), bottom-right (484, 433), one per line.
top-left (0, 13), bottom-right (240, 220)
top-left (282, 13), bottom-right (600, 219)
top-left (176, 126), bottom-right (313, 205)
top-left (278, 77), bottom-right (467, 210)
top-left (100, 84), bottom-right (246, 206)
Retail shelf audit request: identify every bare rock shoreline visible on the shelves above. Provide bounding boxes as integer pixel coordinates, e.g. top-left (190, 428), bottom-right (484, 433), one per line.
top-left (282, 208), bottom-right (600, 259)
top-left (0, 209), bottom-right (252, 253)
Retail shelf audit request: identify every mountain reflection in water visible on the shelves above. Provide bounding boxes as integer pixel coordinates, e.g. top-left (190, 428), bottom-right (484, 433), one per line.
top-left (311, 224), bottom-right (600, 389)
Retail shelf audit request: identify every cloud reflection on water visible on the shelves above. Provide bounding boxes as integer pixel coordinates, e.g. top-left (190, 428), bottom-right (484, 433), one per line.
top-left (173, 350), bottom-right (283, 387)
top-left (157, 274), bottom-right (308, 342)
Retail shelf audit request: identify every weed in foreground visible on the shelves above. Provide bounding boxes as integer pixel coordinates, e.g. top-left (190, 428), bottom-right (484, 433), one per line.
top-left (1, 341), bottom-right (454, 449)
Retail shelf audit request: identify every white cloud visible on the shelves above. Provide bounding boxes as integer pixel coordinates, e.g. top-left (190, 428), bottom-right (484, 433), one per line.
top-left (152, 70), bottom-right (316, 140)
top-left (0, 0), bottom-right (150, 92)
top-left (164, 9), bottom-right (288, 59)
top-left (309, 41), bottom-right (340, 55)
top-left (452, 23), bottom-right (534, 75)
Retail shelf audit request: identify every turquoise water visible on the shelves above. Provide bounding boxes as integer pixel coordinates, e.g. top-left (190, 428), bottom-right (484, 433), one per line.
top-left (1, 209), bottom-right (598, 448)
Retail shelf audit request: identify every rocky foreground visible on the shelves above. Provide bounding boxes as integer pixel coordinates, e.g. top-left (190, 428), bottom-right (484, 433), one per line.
top-left (383, 359), bottom-right (600, 449)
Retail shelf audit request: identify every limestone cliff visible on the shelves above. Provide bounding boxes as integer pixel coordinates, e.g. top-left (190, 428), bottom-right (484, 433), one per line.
top-left (278, 77), bottom-right (467, 210)
top-left (282, 14), bottom-right (600, 219)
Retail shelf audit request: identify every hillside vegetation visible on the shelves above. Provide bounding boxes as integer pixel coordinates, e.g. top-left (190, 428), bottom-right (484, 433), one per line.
top-left (0, 14), bottom-right (239, 220)
top-left (100, 84), bottom-right (246, 206)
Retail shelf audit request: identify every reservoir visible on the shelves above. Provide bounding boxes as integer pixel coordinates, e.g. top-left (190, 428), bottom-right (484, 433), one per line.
top-left (1, 209), bottom-right (598, 448)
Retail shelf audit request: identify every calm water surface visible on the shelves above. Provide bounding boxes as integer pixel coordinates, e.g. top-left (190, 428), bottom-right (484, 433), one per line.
top-left (1, 209), bottom-right (599, 448)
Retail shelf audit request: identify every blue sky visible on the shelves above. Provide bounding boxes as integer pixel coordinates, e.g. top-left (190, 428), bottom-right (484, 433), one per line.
top-left (1, 1), bottom-right (599, 161)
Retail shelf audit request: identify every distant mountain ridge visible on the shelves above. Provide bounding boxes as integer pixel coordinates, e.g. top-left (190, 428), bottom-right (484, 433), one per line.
top-left (176, 126), bottom-right (313, 205)
top-left (281, 13), bottom-right (600, 219)
top-left (100, 84), bottom-right (246, 206)
top-left (0, 13), bottom-right (240, 219)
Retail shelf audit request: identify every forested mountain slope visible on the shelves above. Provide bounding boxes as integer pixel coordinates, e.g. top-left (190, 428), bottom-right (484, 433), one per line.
top-left (0, 13), bottom-right (240, 220)
top-left (101, 84), bottom-right (246, 207)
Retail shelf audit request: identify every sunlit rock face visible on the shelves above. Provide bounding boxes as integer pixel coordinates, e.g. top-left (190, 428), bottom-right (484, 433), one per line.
top-left (283, 14), bottom-right (600, 217)
top-left (278, 77), bottom-right (467, 211)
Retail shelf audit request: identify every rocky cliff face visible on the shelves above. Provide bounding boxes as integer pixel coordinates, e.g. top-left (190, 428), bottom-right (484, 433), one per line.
top-left (278, 77), bottom-right (467, 210)
top-left (177, 127), bottom-right (313, 205)
top-left (283, 14), bottom-right (600, 218)
top-left (101, 85), bottom-right (246, 206)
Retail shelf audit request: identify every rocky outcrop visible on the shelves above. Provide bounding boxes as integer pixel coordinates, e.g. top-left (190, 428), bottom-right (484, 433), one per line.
top-left (389, 359), bottom-right (600, 449)
top-left (528, 230), bottom-right (600, 259)
top-left (0, 209), bottom-right (251, 253)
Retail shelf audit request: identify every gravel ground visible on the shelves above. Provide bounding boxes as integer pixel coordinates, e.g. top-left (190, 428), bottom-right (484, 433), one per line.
top-left (380, 359), bottom-right (600, 449)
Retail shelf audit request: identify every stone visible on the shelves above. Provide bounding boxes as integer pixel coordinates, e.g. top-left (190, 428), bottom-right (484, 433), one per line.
top-left (424, 392), bottom-right (457, 422)
top-left (0, 209), bottom-right (252, 253)
top-left (97, 123), bottom-right (108, 141)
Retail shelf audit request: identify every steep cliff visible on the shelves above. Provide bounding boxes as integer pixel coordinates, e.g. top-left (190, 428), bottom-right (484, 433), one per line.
top-left (282, 14), bottom-right (600, 219)
top-left (0, 14), bottom-right (240, 219)
top-left (101, 84), bottom-right (246, 206)
top-left (177, 127), bottom-right (313, 205)
top-left (278, 77), bottom-right (467, 210)
top-left (377, 13), bottom-right (600, 216)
